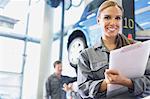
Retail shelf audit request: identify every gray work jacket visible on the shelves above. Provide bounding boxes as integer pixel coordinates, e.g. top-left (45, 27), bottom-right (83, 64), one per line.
top-left (45, 73), bottom-right (77, 99)
top-left (77, 40), bottom-right (150, 99)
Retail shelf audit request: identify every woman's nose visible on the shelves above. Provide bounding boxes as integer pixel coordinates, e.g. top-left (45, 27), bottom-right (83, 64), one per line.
top-left (109, 19), bottom-right (117, 25)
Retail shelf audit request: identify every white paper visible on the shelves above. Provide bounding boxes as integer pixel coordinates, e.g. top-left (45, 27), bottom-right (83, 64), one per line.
top-left (142, 95), bottom-right (150, 99)
top-left (107, 40), bottom-right (150, 95)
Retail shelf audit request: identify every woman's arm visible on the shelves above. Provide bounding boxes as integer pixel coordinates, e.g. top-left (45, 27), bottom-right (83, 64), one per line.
top-left (77, 50), bottom-right (106, 98)
top-left (129, 57), bottom-right (150, 96)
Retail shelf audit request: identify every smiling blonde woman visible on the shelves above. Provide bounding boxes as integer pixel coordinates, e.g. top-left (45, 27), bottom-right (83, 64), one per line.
top-left (77, 0), bottom-right (150, 98)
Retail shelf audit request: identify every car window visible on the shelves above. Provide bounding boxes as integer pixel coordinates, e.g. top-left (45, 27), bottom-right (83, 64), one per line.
top-left (87, 0), bottom-right (103, 13)
top-left (81, 0), bottom-right (104, 19)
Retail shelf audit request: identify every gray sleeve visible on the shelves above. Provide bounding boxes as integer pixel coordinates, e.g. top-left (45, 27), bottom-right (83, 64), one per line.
top-left (129, 56), bottom-right (150, 96)
top-left (45, 78), bottom-right (51, 99)
top-left (77, 50), bottom-right (105, 98)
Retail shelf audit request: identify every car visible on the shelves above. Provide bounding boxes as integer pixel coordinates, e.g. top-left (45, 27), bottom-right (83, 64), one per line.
top-left (67, 0), bottom-right (105, 69)
top-left (67, 0), bottom-right (150, 69)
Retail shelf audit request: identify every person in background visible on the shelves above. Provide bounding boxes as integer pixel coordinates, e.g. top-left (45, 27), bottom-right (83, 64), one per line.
top-left (45, 60), bottom-right (77, 99)
top-left (77, 0), bottom-right (150, 99)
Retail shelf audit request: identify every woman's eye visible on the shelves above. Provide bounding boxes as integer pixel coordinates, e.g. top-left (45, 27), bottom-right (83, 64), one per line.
top-left (104, 16), bottom-right (110, 20)
top-left (116, 16), bottom-right (122, 20)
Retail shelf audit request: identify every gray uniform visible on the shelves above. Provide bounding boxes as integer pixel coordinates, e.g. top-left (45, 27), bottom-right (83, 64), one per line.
top-left (77, 39), bottom-right (150, 99)
top-left (45, 73), bottom-right (77, 99)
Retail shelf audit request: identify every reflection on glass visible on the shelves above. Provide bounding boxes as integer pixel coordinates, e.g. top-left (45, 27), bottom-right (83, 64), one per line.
top-left (0, 37), bottom-right (24, 73)
top-left (0, 72), bottom-right (21, 99)
top-left (0, 0), bottom-right (42, 98)
top-left (134, 0), bottom-right (150, 39)
top-left (0, 0), bottom-right (29, 34)
top-left (21, 42), bottom-right (40, 99)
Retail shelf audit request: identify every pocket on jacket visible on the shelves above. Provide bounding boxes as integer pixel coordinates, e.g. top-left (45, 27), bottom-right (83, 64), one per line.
top-left (91, 61), bottom-right (108, 79)
top-left (91, 60), bottom-right (108, 71)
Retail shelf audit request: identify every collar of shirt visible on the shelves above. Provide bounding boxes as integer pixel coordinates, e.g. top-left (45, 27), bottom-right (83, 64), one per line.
top-left (93, 37), bottom-right (109, 53)
top-left (53, 73), bottom-right (62, 79)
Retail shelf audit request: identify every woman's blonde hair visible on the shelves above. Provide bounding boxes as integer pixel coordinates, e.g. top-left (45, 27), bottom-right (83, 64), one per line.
top-left (97, 0), bottom-right (124, 19)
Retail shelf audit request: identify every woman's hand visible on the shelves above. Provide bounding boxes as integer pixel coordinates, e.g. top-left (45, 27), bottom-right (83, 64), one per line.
top-left (104, 69), bottom-right (133, 88)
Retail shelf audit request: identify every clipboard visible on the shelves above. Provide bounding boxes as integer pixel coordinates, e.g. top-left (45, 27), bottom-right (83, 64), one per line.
top-left (107, 40), bottom-right (150, 96)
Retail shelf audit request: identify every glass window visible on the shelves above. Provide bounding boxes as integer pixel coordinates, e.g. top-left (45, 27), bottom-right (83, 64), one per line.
top-left (0, 37), bottom-right (24, 73)
top-left (0, 0), bottom-right (29, 34)
top-left (0, 0), bottom-right (43, 98)
top-left (87, 0), bottom-right (104, 13)
top-left (134, 0), bottom-right (150, 39)
top-left (0, 72), bottom-right (21, 99)
top-left (22, 42), bottom-right (40, 99)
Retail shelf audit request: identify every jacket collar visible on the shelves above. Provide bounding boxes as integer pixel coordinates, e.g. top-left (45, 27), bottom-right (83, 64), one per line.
top-left (93, 37), bottom-right (109, 52)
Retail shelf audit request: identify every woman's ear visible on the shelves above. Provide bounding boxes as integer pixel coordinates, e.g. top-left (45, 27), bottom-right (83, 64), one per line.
top-left (97, 19), bottom-right (100, 25)
top-left (97, 19), bottom-right (99, 23)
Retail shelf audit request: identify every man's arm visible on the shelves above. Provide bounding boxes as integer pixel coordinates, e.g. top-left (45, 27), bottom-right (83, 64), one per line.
top-left (45, 78), bottom-right (51, 99)
top-left (67, 77), bottom-right (77, 84)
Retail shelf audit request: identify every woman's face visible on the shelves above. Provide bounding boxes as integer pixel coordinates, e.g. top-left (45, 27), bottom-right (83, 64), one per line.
top-left (97, 6), bottom-right (122, 38)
